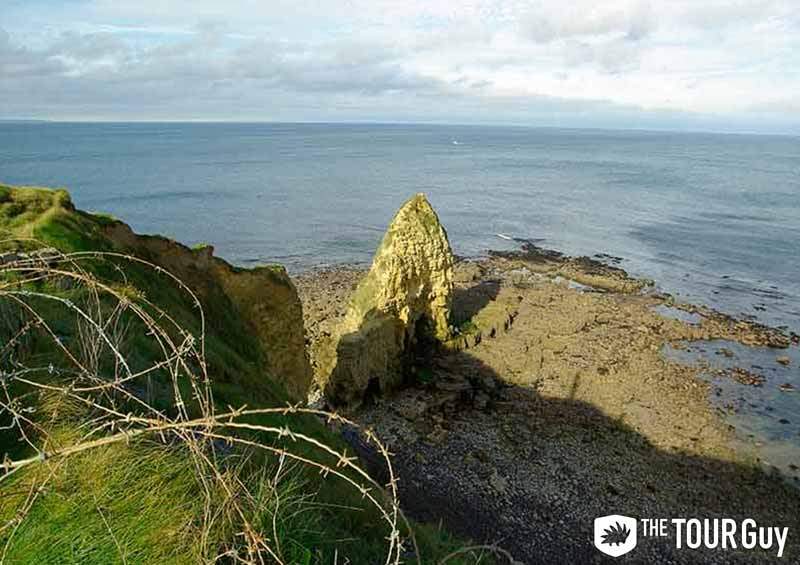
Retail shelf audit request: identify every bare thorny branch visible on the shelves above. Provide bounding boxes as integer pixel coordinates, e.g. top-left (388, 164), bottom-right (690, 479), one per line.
top-left (0, 242), bottom-right (411, 565)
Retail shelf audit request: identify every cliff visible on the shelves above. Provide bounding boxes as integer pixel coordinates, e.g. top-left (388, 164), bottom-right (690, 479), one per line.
top-left (0, 184), bottom-right (474, 563)
top-left (0, 183), bottom-right (311, 401)
top-left (104, 222), bottom-right (312, 400)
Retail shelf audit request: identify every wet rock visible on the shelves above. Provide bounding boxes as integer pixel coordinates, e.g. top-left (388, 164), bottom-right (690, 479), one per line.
top-left (777, 356), bottom-right (791, 366)
top-left (715, 367), bottom-right (765, 387)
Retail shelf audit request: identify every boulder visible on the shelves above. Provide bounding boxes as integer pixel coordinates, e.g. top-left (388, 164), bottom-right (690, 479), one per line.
top-left (318, 193), bottom-right (454, 406)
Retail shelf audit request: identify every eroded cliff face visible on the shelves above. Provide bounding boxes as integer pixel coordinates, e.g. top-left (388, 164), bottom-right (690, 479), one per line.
top-left (317, 193), bottom-right (454, 406)
top-left (104, 222), bottom-right (312, 401)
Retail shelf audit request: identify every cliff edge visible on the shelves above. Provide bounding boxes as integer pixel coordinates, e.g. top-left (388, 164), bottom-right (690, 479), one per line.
top-left (0, 184), bottom-right (312, 401)
top-left (105, 223), bottom-right (312, 400)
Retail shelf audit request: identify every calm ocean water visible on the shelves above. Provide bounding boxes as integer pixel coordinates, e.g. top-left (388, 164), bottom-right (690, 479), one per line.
top-left (1, 121), bottom-right (800, 472)
top-left (1, 122), bottom-right (797, 332)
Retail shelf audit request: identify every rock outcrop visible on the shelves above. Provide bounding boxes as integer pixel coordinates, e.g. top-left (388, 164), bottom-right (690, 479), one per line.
top-left (317, 193), bottom-right (454, 406)
top-left (103, 222), bottom-right (312, 401)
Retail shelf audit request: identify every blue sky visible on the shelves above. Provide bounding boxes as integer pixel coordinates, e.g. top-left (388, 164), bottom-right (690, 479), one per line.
top-left (1, 0), bottom-right (798, 133)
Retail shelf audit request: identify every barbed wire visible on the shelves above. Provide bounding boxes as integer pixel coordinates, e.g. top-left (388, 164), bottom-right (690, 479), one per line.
top-left (0, 242), bottom-right (410, 564)
top-left (0, 240), bottom-right (516, 565)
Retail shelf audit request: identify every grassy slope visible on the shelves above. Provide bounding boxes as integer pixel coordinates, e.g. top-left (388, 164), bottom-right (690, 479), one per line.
top-left (0, 185), bottom-right (474, 564)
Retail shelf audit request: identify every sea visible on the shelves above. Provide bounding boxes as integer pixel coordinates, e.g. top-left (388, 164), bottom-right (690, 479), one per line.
top-left (1, 122), bottom-right (798, 473)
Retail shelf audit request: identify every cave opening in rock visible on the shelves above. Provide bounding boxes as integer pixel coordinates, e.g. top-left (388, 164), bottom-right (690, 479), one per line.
top-left (407, 313), bottom-right (438, 385)
top-left (362, 376), bottom-right (382, 406)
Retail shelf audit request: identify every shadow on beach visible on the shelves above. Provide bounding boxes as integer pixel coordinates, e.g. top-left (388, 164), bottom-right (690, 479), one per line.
top-left (295, 253), bottom-right (800, 564)
top-left (351, 348), bottom-right (800, 564)
top-left (451, 278), bottom-right (502, 324)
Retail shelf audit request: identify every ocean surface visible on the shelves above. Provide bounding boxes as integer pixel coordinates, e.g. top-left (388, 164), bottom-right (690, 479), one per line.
top-left (1, 122), bottom-right (797, 333)
top-left (1, 122), bottom-right (799, 471)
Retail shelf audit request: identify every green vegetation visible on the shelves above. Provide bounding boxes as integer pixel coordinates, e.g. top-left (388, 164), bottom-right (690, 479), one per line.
top-left (0, 185), bottom-right (486, 564)
top-left (456, 319), bottom-right (479, 335)
top-left (88, 210), bottom-right (120, 225)
top-left (1, 444), bottom-right (203, 562)
top-left (413, 366), bottom-right (436, 385)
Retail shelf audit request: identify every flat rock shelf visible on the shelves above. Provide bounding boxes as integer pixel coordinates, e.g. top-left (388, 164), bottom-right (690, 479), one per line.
top-left (295, 249), bottom-right (800, 564)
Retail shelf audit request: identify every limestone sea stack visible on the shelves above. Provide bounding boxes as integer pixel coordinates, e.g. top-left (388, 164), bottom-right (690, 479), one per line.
top-left (317, 193), bottom-right (454, 406)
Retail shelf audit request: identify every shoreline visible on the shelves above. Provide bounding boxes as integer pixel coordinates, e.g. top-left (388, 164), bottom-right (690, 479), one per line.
top-left (2, 182), bottom-right (797, 562)
top-left (294, 244), bottom-right (800, 563)
top-left (294, 240), bottom-right (798, 345)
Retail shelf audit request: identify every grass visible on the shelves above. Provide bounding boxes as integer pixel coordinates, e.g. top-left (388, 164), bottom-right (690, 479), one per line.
top-left (0, 443), bottom-right (203, 563)
top-left (0, 185), bottom-right (496, 564)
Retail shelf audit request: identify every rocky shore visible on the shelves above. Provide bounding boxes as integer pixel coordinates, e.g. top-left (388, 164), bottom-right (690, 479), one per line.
top-left (11, 184), bottom-right (797, 563)
top-left (295, 246), bottom-right (800, 564)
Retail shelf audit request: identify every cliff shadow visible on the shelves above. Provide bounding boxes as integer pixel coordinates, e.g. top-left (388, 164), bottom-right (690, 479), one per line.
top-left (451, 279), bottom-right (501, 326)
top-left (346, 348), bottom-right (800, 564)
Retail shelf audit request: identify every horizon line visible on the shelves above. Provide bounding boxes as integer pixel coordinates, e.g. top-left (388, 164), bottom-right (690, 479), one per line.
top-left (1, 118), bottom-right (797, 138)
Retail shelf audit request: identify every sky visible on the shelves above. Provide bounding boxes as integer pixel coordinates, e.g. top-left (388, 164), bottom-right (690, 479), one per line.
top-left (1, 0), bottom-right (798, 133)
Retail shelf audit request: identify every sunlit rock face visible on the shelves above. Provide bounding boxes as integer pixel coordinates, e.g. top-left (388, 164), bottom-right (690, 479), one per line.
top-left (104, 222), bottom-right (312, 401)
top-left (318, 193), bottom-right (454, 406)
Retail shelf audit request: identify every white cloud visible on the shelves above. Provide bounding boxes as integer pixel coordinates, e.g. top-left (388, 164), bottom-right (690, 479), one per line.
top-left (0, 1), bottom-right (797, 131)
top-left (521, 1), bottom-right (655, 43)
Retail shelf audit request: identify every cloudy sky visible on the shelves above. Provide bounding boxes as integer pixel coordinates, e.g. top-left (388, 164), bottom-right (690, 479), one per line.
top-left (1, 0), bottom-right (798, 133)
